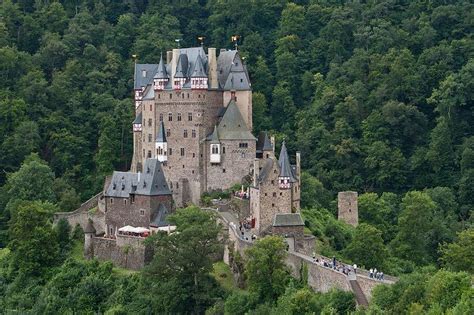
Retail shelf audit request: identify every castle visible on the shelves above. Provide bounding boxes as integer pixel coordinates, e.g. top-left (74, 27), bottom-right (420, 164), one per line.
top-left (131, 46), bottom-right (301, 234)
top-left (68, 46), bottom-right (304, 269)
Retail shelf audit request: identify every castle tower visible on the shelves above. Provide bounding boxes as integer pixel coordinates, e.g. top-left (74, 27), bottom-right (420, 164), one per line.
top-left (338, 191), bottom-right (358, 227)
top-left (84, 219), bottom-right (96, 259)
top-left (153, 54), bottom-right (168, 91)
top-left (155, 121), bottom-right (167, 163)
top-left (278, 142), bottom-right (294, 190)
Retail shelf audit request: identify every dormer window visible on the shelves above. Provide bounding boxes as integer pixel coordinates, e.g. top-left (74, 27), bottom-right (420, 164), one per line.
top-left (142, 70), bottom-right (147, 77)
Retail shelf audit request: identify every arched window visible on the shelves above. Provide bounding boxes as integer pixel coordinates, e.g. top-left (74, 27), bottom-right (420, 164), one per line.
top-left (168, 113), bottom-right (172, 121)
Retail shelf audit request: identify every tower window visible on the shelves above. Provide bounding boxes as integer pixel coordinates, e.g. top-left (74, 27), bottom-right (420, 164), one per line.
top-left (149, 104), bottom-right (152, 111)
top-left (148, 118), bottom-right (152, 127)
top-left (148, 134), bottom-right (152, 142)
top-left (188, 113), bottom-right (192, 121)
top-left (222, 147), bottom-right (226, 154)
top-left (168, 113), bottom-right (172, 121)
top-left (184, 129), bottom-right (188, 138)
top-left (166, 129), bottom-right (170, 137)
top-left (140, 209), bottom-right (145, 216)
top-left (169, 93), bottom-right (172, 99)
top-left (211, 145), bottom-right (219, 154)
top-left (169, 148), bottom-right (172, 155)
top-left (147, 150), bottom-right (152, 158)
top-left (159, 113), bottom-right (163, 121)
top-left (177, 113), bottom-right (182, 121)
top-left (239, 143), bottom-right (248, 148)
top-left (180, 148), bottom-right (185, 156)
top-left (192, 129), bottom-right (196, 138)
top-left (223, 169), bottom-right (226, 173)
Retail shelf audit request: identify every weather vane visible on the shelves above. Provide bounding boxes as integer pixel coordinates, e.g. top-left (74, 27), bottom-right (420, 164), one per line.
top-left (132, 54), bottom-right (138, 63)
top-left (231, 35), bottom-right (240, 50)
top-left (197, 36), bottom-right (205, 47)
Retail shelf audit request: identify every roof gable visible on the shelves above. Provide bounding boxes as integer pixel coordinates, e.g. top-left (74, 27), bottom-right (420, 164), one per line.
top-left (217, 100), bottom-right (255, 140)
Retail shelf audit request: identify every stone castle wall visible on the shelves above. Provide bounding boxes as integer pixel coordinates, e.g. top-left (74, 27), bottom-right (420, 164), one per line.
top-left (54, 193), bottom-right (105, 234)
top-left (90, 235), bottom-right (151, 270)
top-left (224, 218), bottom-right (391, 302)
top-left (205, 140), bottom-right (256, 192)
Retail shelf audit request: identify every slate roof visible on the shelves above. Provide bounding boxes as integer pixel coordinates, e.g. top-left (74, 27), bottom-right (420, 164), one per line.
top-left (278, 142), bottom-right (296, 181)
top-left (133, 112), bottom-right (142, 124)
top-left (84, 219), bottom-right (96, 233)
top-left (175, 54), bottom-right (188, 78)
top-left (156, 121), bottom-right (166, 142)
top-left (190, 54), bottom-right (207, 77)
top-left (134, 64), bottom-right (158, 89)
top-left (105, 159), bottom-right (171, 197)
top-left (154, 54), bottom-right (168, 79)
top-left (133, 47), bottom-right (250, 91)
top-left (209, 125), bottom-right (220, 143)
top-left (142, 85), bottom-right (154, 100)
top-left (256, 132), bottom-right (273, 152)
top-left (257, 158), bottom-right (274, 183)
top-left (273, 213), bottom-right (304, 227)
top-left (216, 100), bottom-right (256, 140)
top-left (150, 204), bottom-right (170, 227)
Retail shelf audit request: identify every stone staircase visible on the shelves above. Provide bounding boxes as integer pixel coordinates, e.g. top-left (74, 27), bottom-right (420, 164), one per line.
top-left (349, 277), bottom-right (369, 307)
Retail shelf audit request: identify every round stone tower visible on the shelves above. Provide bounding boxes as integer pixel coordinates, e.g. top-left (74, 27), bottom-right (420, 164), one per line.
top-left (83, 219), bottom-right (96, 259)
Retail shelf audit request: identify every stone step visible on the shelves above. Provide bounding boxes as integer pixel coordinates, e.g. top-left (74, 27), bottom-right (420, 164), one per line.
top-left (349, 279), bottom-right (369, 307)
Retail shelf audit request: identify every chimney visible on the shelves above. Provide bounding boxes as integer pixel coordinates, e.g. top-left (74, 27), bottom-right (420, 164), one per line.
top-left (253, 159), bottom-right (260, 187)
top-left (270, 136), bottom-right (275, 153)
top-left (166, 51), bottom-right (172, 64)
top-left (171, 48), bottom-right (180, 85)
top-left (208, 48), bottom-right (218, 89)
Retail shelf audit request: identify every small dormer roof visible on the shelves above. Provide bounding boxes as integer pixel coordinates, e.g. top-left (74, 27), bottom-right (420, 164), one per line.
top-left (154, 54), bottom-right (168, 79)
top-left (156, 121), bottom-right (166, 143)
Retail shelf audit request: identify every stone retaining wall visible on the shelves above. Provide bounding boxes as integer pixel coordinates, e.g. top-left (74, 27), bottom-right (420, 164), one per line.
top-left (91, 235), bottom-right (151, 270)
top-left (54, 193), bottom-right (104, 234)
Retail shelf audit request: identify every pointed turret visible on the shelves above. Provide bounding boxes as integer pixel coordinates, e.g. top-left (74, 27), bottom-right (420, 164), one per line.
top-left (278, 142), bottom-right (294, 189)
top-left (153, 54), bottom-right (168, 90)
top-left (173, 54), bottom-right (188, 89)
top-left (133, 112), bottom-right (142, 132)
top-left (191, 54), bottom-right (208, 89)
top-left (155, 121), bottom-right (167, 163)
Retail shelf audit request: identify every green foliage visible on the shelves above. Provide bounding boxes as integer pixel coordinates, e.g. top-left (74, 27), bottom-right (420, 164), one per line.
top-left (245, 236), bottom-right (289, 302)
top-left (8, 200), bottom-right (59, 277)
top-left (143, 206), bottom-right (224, 313)
top-left (344, 223), bottom-right (388, 270)
top-left (439, 228), bottom-right (474, 273)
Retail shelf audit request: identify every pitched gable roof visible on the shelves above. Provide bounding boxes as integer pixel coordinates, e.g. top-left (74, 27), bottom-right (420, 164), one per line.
top-left (257, 132), bottom-right (273, 152)
top-left (217, 100), bottom-right (255, 141)
top-left (134, 64), bottom-right (158, 89)
top-left (273, 213), bottom-right (304, 227)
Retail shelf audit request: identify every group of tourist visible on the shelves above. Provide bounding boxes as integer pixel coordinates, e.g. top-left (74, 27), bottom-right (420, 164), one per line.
top-left (310, 253), bottom-right (386, 281)
top-left (369, 268), bottom-right (384, 281)
top-left (234, 190), bottom-right (249, 199)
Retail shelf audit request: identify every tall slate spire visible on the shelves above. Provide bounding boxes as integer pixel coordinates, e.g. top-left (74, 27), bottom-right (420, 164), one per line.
top-left (156, 121), bottom-right (167, 142)
top-left (278, 141), bottom-right (293, 179)
top-left (154, 54), bottom-right (168, 79)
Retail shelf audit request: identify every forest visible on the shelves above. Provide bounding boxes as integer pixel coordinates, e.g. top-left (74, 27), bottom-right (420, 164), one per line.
top-left (0, 0), bottom-right (473, 314)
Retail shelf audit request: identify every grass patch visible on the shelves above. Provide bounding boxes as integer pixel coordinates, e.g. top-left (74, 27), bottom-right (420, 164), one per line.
top-left (70, 240), bottom-right (86, 262)
top-left (113, 266), bottom-right (138, 276)
top-left (211, 261), bottom-right (242, 293)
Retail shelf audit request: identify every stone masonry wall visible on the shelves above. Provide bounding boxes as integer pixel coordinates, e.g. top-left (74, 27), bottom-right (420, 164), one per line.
top-left (91, 235), bottom-right (150, 270)
top-left (54, 193), bottom-right (104, 234)
top-left (338, 191), bottom-right (358, 227)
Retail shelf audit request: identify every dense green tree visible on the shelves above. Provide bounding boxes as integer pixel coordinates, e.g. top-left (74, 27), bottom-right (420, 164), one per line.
top-left (391, 191), bottom-right (436, 265)
top-left (439, 228), bottom-right (474, 273)
top-left (345, 223), bottom-right (388, 269)
top-left (245, 236), bottom-right (289, 302)
top-left (143, 206), bottom-right (223, 313)
top-left (8, 200), bottom-right (59, 276)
